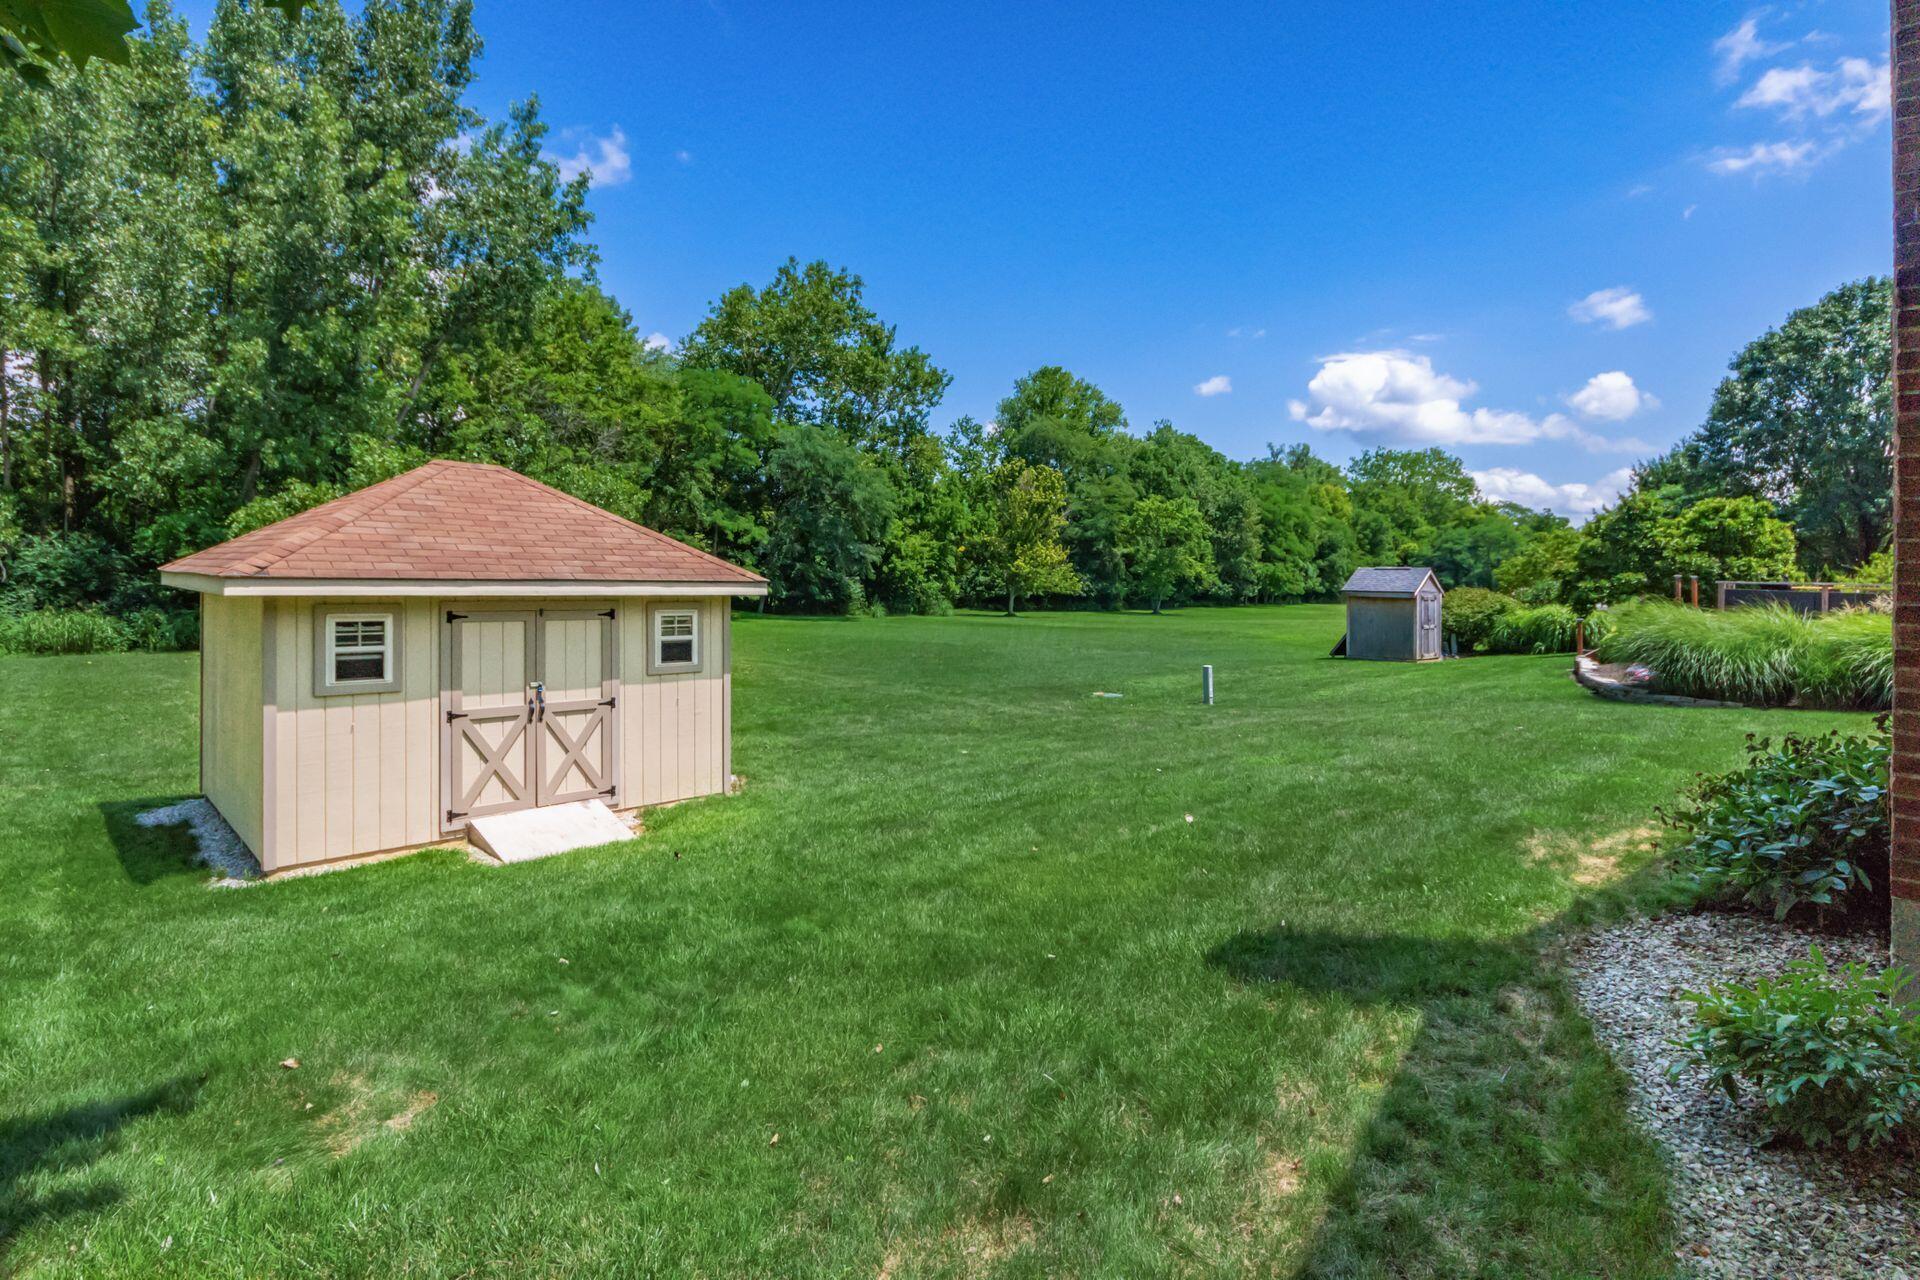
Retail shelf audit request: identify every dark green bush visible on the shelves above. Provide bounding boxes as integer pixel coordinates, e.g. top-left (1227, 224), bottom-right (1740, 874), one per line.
top-left (121, 608), bottom-right (200, 652)
top-left (1674, 947), bottom-right (1920, 1149)
top-left (1441, 587), bottom-right (1516, 652)
top-left (0, 532), bottom-right (131, 611)
top-left (1659, 724), bottom-right (1889, 920)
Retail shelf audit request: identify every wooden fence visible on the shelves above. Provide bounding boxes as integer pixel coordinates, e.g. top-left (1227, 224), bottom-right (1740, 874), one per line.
top-left (1713, 580), bottom-right (1891, 614)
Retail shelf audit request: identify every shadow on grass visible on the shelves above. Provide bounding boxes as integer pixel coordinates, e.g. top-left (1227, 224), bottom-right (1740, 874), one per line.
top-left (1207, 919), bottom-right (1673, 1279)
top-left (0, 1076), bottom-right (201, 1254)
top-left (97, 798), bottom-right (205, 886)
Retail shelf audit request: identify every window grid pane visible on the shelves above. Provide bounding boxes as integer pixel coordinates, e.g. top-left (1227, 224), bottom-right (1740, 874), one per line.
top-left (330, 616), bottom-right (390, 683)
top-left (656, 612), bottom-right (696, 666)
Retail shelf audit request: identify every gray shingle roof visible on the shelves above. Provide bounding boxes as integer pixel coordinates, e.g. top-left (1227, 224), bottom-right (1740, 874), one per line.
top-left (1341, 567), bottom-right (1440, 597)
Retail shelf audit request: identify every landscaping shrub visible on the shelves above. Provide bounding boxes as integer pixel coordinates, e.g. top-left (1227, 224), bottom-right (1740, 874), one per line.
top-left (1659, 723), bottom-right (1889, 921)
top-left (1485, 603), bottom-right (1580, 655)
top-left (1441, 587), bottom-right (1517, 652)
top-left (1674, 948), bottom-right (1920, 1150)
top-left (0, 609), bottom-right (130, 655)
top-left (0, 607), bottom-right (197, 656)
top-left (121, 608), bottom-right (200, 652)
top-left (1594, 599), bottom-right (1891, 709)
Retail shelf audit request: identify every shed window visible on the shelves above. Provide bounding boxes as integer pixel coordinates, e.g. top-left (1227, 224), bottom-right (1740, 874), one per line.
top-left (326, 614), bottom-right (392, 686)
top-left (653, 609), bottom-right (699, 670)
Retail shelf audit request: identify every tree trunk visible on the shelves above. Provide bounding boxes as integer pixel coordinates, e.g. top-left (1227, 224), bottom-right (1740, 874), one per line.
top-left (1152, 595), bottom-right (1163, 615)
top-left (1006, 586), bottom-right (1016, 616)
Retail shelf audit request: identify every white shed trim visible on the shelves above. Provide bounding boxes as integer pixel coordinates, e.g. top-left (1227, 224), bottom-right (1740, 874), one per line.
top-left (163, 572), bottom-right (768, 599)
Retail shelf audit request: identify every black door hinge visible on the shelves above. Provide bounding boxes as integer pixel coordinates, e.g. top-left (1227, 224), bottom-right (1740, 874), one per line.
top-left (598, 608), bottom-right (616, 619)
top-left (446, 610), bottom-right (467, 624)
top-left (598, 696), bottom-right (616, 708)
top-left (447, 809), bottom-right (465, 823)
top-left (445, 709), bottom-right (467, 724)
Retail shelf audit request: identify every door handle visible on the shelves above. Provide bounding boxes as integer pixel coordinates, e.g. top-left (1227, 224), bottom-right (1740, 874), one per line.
top-left (530, 681), bottom-right (546, 720)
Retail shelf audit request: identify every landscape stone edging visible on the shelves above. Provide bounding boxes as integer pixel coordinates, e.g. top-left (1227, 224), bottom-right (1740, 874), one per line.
top-left (1572, 655), bottom-right (1747, 709)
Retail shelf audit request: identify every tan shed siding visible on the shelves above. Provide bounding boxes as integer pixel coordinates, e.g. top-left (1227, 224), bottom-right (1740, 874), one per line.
top-left (620, 597), bottom-right (730, 806)
top-left (201, 594), bottom-right (265, 855)
top-left (267, 598), bottom-right (439, 870)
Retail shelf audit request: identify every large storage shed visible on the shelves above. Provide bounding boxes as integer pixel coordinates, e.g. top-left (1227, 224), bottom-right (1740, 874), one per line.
top-left (1340, 567), bottom-right (1444, 662)
top-left (160, 460), bottom-right (767, 874)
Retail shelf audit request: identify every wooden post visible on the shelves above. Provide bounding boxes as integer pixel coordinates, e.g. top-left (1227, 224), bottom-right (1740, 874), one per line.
top-left (1891, 0), bottom-right (1919, 980)
top-left (1820, 585), bottom-right (1833, 615)
top-left (1574, 620), bottom-right (1585, 655)
top-left (1717, 580), bottom-right (1730, 610)
top-left (1673, 574), bottom-right (1683, 603)
top-left (1689, 576), bottom-right (1700, 608)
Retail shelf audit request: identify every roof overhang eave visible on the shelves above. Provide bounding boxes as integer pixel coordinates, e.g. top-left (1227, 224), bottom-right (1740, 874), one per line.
top-left (160, 572), bottom-right (769, 599)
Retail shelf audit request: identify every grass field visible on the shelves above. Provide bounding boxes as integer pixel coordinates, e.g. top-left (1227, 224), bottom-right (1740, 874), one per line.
top-left (0, 605), bottom-right (1871, 1278)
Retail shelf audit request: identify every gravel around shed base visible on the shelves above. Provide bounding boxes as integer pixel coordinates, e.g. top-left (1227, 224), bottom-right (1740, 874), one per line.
top-left (1566, 914), bottom-right (1918, 1279)
top-left (136, 798), bottom-right (261, 885)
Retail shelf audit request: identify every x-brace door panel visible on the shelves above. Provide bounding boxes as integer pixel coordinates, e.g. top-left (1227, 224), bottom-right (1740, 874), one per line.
top-left (443, 610), bottom-right (536, 829)
top-left (535, 609), bottom-right (617, 806)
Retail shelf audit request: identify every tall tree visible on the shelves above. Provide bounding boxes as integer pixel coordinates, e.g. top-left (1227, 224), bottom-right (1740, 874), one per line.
top-left (1652, 278), bottom-right (1891, 573)
top-left (760, 425), bottom-right (895, 613)
top-left (1118, 494), bottom-right (1215, 614)
top-left (979, 459), bottom-right (1080, 615)
top-left (677, 257), bottom-right (950, 460)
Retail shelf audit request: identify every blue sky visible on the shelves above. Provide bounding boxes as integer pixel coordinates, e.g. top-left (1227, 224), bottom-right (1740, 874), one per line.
top-left (179, 1), bottom-right (1897, 517)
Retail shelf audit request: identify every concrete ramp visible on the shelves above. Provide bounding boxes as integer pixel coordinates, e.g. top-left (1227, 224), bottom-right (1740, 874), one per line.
top-left (468, 800), bottom-right (635, 864)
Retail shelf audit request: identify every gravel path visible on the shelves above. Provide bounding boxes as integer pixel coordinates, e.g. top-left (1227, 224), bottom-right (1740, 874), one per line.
top-left (1566, 913), bottom-right (1919, 1278)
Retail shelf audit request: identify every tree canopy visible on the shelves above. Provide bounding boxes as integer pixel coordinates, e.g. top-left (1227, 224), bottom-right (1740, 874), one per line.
top-left (0, 9), bottom-right (1892, 625)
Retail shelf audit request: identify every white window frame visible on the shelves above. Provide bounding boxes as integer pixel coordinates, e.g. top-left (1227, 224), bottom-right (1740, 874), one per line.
top-left (313, 609), bottom-right (401, 696)
top-left (647, 606), bottom-right (701, 675)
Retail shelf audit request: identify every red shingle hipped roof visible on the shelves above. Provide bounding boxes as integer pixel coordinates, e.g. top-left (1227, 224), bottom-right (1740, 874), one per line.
top-left (161, 460), bottom-right (764, 584)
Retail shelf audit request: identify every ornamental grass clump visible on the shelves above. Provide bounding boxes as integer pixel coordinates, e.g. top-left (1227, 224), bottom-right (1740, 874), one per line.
top-left (1659, 723), bottom-right (1889, 921)
top-left (1485, 603), bottom-right (1580, 655)
top-left (1594, 599), bottom-right (1890, 709)
top-left (1674, 948), bottom-right (1920, 1150)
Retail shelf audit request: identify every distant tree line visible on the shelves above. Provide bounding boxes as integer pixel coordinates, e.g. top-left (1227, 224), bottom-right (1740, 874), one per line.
top-left (0, 2), bottom-right (1891, 622)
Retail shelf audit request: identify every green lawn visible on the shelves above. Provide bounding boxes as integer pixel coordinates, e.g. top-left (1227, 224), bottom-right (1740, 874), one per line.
top-left (0, 606), bottom-right (1870, 1278)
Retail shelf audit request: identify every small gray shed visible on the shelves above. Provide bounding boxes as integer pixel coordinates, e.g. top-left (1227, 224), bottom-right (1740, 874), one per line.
top-left (1339, 567), bottom-right (1444, 662)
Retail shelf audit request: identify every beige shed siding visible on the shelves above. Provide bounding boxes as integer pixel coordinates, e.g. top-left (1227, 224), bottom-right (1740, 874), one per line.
top-left (201, 594), bottom-right (264, 855)
top-left (265, 598), bottom-right (440, 871)
top-left (620, 598), bottom-right (731, 806)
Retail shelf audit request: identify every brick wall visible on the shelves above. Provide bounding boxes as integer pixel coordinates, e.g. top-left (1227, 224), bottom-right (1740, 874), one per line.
top-left (1895, 0), bottom-right (1920, 968)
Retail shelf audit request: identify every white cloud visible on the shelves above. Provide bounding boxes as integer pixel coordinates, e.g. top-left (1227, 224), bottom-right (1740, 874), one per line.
top-left (1714, 15), bottom-right (1790, 85)
top-left (1286, 350), bottom-right (1643, 453)
top-left (1705, 139), bottom-right (1818, 175)
top-left (1566, 371), bottom-right (1656, 421)
top-left (1568, 286), bottom-right (1651, 330)
top-left (1193, 374), bottom-right (1233, 397)
top-left (1737, 57), bottom-right (1889, 123)
top-left (1226, 326), bottom-right (1266, 339)
top-left (1471, 467), bottom-right (1635, 520)
top-left (674, 149), bottom-right (694, 165)
top-left (643, 332), bottom-right (672, 353)
top-left (547, 126), bottom-right (633, 188)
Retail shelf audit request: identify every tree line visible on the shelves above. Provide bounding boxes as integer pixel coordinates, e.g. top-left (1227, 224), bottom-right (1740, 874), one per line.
top-left (0, 1), bottom-right (1892, 624)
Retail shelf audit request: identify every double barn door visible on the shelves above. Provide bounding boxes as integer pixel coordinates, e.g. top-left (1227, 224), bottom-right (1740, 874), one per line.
top-left (443, 608), bottom-right (617, 829)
